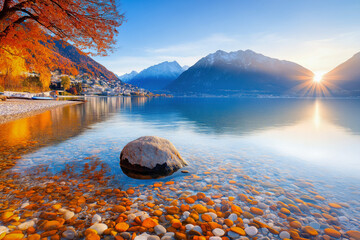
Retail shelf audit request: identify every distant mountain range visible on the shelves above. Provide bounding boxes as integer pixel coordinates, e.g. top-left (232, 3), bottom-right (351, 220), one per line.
top-left (166, 50), bottom-right (314, 96)
top-left (118, 49), bottom-right (360, 97)
top-left (53, 40), bottom-right (119, 81)
top-left (119, 61), bottom-right (187, 91)
top-left (322, 52), bottom-right (360, 96)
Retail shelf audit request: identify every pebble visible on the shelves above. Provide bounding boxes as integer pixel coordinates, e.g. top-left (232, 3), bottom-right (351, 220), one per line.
top-left (89, 223), bottom-right (108, 235)
top-left (339, 216), bottom-right (349, 222)
top-left (161, 236), bottom-right (172, 240)
top-left (260, 228), bottom-right (269, 235)
top-left (245, 226), bottom-right (258, 236)
top-left (135, 233), bottom-right (149, 240)
top-left (0, 226), bottom-right (9, 234)
top-left (258, 203), bottom-right (268, 209)
top-left (243, 219), bottom-right (250, 224)
top-left (228, 213), bottom-right (238, 222)
top-left (279, 231), bottom-right (290, 239)
top-left (154, 225), bottom-right (167, 235)
top-left (91, 214), bottom-right (101, 224)
top-left (228, 231), bottom-right (240, 239)
top-left (148, 235), bottom-right (161, 240)
top-left (64, 211), bottom-right (75, 220)
top-left (17, 220), bottom-right (35, 230)
top-left (192, 226), bottom-right (202, 234)
top-left (21, 202), bottom-right (30, 209)
top-left (164, 232), bottom-right (174, 237)
top-left (185, 224), bottom-right (194, 231)
top-left (207, 212), bottom-right (217, 220)
top-left (212, 228), bottom-right (225, 236)
top-left (62, 229), bottom-right (76, 239)
top-left (209, 237), bottom-right (222, 240)
top-left (309, 221), bottom-right (320, 230)
top-left (120, 232), bottom-right (132, 240)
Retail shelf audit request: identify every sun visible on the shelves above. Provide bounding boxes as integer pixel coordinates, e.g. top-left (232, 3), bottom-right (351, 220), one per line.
top-left (313, 72), bottom-right (324, 83)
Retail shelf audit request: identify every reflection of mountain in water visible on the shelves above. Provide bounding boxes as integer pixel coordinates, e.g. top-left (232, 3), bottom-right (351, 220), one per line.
top-left (121, 98), bottom-right (313, 135)
top-left (319, 99), bottom-right (360, 134)
top-left (122, 97), bottom-right (360, 136)
top-left (1, 97), bottom-right (359, 172)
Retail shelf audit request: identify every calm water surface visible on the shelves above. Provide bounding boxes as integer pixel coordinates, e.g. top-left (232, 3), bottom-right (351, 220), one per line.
top-left (1, 97), bottom-right (360, 226)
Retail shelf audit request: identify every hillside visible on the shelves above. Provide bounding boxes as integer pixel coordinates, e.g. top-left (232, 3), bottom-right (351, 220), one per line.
top-left (322, 52), bottom-right (360, 96)
top-left (53, 41), bottom-right (119, 81)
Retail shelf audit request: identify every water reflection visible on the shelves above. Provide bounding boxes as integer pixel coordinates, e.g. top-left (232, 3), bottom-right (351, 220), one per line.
top-left (248, 100), bottom-right (360, 176)
top-left (1, 97), bottom-right (359, 178)
top-left (0, 97), bottom-right (150, 169)
top-left (117, 97), bottom-right (360, 136)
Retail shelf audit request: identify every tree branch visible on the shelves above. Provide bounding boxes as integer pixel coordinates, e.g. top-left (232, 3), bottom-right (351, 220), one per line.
top-left (0, 15), bottom-right (32, 37)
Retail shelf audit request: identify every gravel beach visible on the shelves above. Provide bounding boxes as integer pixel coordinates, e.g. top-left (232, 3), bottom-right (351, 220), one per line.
top-left (0, 99), bottom-right (81, 124)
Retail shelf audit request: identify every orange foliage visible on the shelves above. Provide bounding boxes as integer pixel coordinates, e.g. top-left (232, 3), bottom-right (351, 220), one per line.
top-left (0, 0), bottom-right (123, 89)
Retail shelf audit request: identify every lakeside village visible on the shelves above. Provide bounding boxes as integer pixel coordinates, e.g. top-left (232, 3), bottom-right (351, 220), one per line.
top-left (0, 71), bottom-right (170, 100)
top-left (50, 71), bottom-right (166, 97)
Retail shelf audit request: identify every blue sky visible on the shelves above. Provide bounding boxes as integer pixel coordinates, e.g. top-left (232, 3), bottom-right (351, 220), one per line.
top-left (94, 0), bottom-right (360, 76)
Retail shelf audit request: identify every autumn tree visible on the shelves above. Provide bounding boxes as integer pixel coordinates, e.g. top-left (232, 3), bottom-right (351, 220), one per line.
top-left (60, 76), bottom-right (70, 90)
top-left (0, 0), bottom-right (123, 90)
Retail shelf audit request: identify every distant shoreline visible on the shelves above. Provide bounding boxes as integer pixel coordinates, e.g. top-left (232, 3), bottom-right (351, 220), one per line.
top-left (0, 99), bottom-right (82, 124)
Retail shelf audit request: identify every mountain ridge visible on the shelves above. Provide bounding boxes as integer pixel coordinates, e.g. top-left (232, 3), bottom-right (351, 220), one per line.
top-left (166, 49), bottom-right (314, 96)
top-left (322, 52), bottom-right (360, 96)
top-left (124, 61), bottom-right (186, 91)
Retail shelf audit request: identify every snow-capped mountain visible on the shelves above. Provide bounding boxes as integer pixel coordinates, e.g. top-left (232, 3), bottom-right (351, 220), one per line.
top-left (166, 49), bottom-right (314, 96)
top-left (182, 65), bottom-right (190, 71)
top-left (119, 71), bottom-right (138, 82)
top-left (126, 61), bottom-right (185, 91)
top-left (322, 52), bottom-right (360, 96)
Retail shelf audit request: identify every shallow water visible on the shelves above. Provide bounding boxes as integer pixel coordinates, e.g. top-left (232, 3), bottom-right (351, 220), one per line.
top-left (1, 97), bottom-right (360, 233)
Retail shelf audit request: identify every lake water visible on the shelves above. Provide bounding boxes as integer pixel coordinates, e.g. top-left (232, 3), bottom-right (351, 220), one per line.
top-left (1, 97), bottom-right (360, 235)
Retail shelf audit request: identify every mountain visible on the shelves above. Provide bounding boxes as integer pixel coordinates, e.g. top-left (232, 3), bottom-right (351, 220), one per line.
top-left (119, 71), bottom-right (138, 82)
top-left (127, 61), bottom-right (185, 91)
top-left (182, 65), bottom-right (190, 71)
top-left (53, 40), bottom-right (119, 81)
top-left (322, 52), bottom-right (360, 96)
top-left (166, 50), bottom-right (314, 96)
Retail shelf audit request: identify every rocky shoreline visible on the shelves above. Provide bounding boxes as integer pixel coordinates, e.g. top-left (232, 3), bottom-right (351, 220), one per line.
top-left (0, 99), bottom-right (82, 124)
top-left (0, 157), bottom-right (359, 240)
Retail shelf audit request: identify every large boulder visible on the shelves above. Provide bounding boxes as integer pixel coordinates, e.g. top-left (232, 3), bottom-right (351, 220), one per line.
top-left (120, 136), bottom-right (188, 179)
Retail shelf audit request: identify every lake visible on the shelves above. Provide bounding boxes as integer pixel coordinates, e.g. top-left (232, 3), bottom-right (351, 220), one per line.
top-left (1, 97), bottom-right (360, 237)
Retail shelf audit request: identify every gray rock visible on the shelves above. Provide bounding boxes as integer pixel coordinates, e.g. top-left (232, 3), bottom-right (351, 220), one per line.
top-left (92, 214), bottom-right (101, 224)
top-left (228, 231), bottom-right (240, 239)
top-left (135, 233), bottom-right (149, 240)
top-left (245, 226), bottom-right (258, 236)
top-left (209, 237), bottom-right (222, 240)
top-left (17, 220), bottom-right (35, 231)
top-left (62, 229), bottom-right (76, 239)
top-left (148, 236), bottom-right (161, 240)
top-left (89, 223), bottom-right (108, 235)
top-left (154, 225), bottom-right (167, 235)
top-left (161, 237), bottom-right (173, 240)
top-left (212, 228), bottom-right (225, 236)
top-left (192, 226), bottom-right (202, 234)
top-left (228, 213), bottom-right (238, 222)
top-left (120, 136), bottom-right (188, 179)
top-left (309, 221), bottom-right (320, 229)
top-left (121, 232), bottom-right (132, 239)
top-left (279, 231), bottom-right (290, 239)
